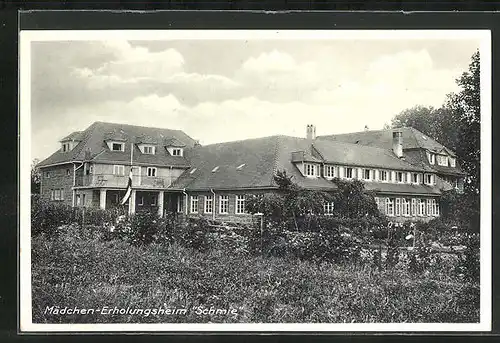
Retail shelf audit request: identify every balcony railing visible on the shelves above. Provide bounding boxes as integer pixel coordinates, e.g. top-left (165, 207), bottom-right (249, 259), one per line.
top-left (75, 174), bottom-right (170, 189)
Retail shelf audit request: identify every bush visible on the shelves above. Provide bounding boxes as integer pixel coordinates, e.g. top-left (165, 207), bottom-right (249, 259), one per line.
top-left (31, 195), bottom-right (74, 236)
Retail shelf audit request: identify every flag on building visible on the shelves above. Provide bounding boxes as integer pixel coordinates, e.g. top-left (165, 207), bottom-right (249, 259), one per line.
top-left (120, 167), bottom-right (133, 205)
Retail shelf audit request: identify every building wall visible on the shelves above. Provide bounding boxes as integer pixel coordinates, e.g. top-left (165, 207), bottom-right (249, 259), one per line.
top-left (40, 164), bottom-right (74, 207)
top-left (179, 190), bottom-right (266, 225)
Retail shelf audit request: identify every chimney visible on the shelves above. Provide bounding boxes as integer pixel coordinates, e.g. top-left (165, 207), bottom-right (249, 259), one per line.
top-left (306, 124), bottom-right (316, 141)
top-left (194, 140), bottom-right (201, 147)
top-left (392, 131), bottom-right (403, 158)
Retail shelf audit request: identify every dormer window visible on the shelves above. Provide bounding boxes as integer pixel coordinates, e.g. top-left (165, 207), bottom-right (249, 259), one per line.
top-left (111, 142), bottom-right (125, 152)
top-left (140, 145), bottom-right (155, 155)
top-left (437, 154), bottom-right (448, 166)
top-left (412, 173), bottom-right (420, 184)
top-left (61, 142), bottom-right (70, 152)
top-left (172, 148), bottom-right (182, 156)
top-left (424, 173), bottom-right (434, 185)
top-left (396, 171), bottom-right (404, 183)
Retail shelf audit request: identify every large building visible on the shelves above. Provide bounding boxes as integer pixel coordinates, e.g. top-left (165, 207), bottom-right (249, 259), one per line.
top-left (37, 122), bottom-right (466, 222)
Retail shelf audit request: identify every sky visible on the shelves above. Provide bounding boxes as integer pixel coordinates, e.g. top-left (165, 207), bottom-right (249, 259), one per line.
top-left (29, 36), bottom-right (480, 161)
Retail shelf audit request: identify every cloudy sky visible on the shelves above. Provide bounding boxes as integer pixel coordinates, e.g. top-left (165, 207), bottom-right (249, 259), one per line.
top-left (29, 36), bottom-right (479, 161)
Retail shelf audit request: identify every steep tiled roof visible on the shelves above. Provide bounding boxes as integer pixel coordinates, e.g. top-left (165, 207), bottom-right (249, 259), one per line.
top-left (312, 139), bottom-right (434, 172)
top-left (364, 182), bottom-right (441, 196)
top-left (172, 135), bottom-right (438, 192)
top-left (38, 122), bottom-right (196, 168)
top-left (317, 127), bottom-right (466, 176)
top-left (318, 127), bottom-right (450, 153)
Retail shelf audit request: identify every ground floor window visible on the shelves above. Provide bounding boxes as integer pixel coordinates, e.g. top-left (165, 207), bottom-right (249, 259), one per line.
top-left (323, 201), bottom-right (335, 215)
top-left (219, 195), bottom-right (229, 214)
top-left (385, 198), bottom-right (394, 216)
top-left (411, 198), bottom-right (417, 216)
top-left (418, 199), bottom-right (426, 216)
top-left (204, 195), bottom-right (213, 213)
top-left (235, 195), bottom-right (246, 214)
top-left (395, 198), bottom-right (401, 216)
top-left (51, 189), bottom-right (64, 201)
top-left (402, 198), bottom-right (410, 216)
top-left (190, 195), bottom-right (199, 213)
top-left (176, 195), bottom-right (184, 213)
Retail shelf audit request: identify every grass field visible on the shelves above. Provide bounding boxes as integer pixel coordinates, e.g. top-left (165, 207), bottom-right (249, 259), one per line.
top-left (31, 225), bottom-right (479, 324)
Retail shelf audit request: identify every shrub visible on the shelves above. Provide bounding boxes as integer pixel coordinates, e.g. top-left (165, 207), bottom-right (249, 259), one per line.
top-left (31, 195), bottom-right (74, 236)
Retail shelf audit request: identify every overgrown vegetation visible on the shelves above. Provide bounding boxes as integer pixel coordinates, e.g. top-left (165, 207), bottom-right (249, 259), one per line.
top-left (31, 192), bottom-right (480, 324)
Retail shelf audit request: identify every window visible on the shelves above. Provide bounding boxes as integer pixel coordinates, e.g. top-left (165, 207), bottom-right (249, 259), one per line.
top-left (437, 155), bottom-right (448, 166)
top-left (424, 174), bottom-right (434, 185)
top-left (395, 198), bottom-right (401, 216)
top-left (396, 172), bottom-right (404, 183)
top-left (428, 152), bottom-right (435, 165)
top-left (449, 157), bottom-right (456, 168)
top-left (45, 171), bottom-right (50, 178)
top-left (324, 165), bottom-right (336, 178)
top-left (190, 195), bottom-right (199, 213)
top-left (62, 143), bottom-right (68, 152)
top-left (219, 195), bottom-right (229, 214)
top-left (323, 201), bottom-right (335, 215)
top-left (236, 195), bottom-right (246, 214)
top-left (113, 165), bottom-right (125, 175)
top-left (385, 198), bottom-right (394, 217)
top-left (411, 198), bottom-right (417, 216)
top-left (147, 167), bottom-right (157, 177)
top-left (66, 169), bottom-right (71, 176)
top-left (151, 194), bottom-right (157, 206)
top-left (344, 167), bottom-right (353, 179)
top-left (176, 195), bottom-right (184, 213)
top-left (52, 189), bottom-right (64, 201)
top-left (204, 195), bottom-right (213, 214)
top-left (412, 173), bottom-right (419, 184)
top-left (111, 142), bottom-right (125, 152)
top-left (375, 197), bottom-right (381, 210)
top-left (76, 194), bottom-right (81, 206)
top-left (304, 163), bottom-right (317, 177)
top-left (138, 196), bottom-right (144, 206)
top-left (402, 198), bottom-right (410, 217)
top-left (363, 169), bottom-right (371, 180)
top-left (432, 199), bottom-right (440, 216)
top-left (380, 170), bottom-right (388, 182)
top-left (143, 145), bottom-right (155, 154)
top-left (418, 199), bottom-right (426, 216)
top-left (172, 148), bottom-right (182, 156)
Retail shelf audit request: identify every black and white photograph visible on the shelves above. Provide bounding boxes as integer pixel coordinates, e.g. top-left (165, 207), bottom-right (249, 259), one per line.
top-left (19, 29), bottom-right (491, 332)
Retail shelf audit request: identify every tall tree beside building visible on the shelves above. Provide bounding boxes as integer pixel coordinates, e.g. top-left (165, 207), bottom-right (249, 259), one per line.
top-left (391, 51), bottom-right (480, 194)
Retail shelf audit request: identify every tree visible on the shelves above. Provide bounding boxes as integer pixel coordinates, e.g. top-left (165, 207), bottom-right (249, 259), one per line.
top-left (446, 50), bottom-right (480, 194)
top-left (330, 178), bottom-right (381, 219)
top-left (391, 51), bottom-right (480, 194)
top-left (31, 158), bottom-right (41, 194)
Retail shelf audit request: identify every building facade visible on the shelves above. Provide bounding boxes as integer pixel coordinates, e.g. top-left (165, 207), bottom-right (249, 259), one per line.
top-left (37, 122), bottom-right (466, 223)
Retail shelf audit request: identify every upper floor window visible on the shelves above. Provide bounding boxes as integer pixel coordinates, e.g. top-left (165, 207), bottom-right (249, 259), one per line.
top-left (304, 163), bottom-right (318, 177)
top-left (324, 165), bottom-right (337, 178)
top-left (66, 169), bottom-right (71, 176)
top-left (111, 142), bottom-right (125, 152)
top-left (45, 171), bottom-right (50, 178)
top-left (344, 167), bottom-right (353, 179)
top-left (172, 148), bottom-right (182, 156)
top-left (379, 170), bottom-right (388, 182)
top-left (147, 167), bottom-right (157, 177)
top-left (396, 171), bottom-right (404, 183)
top-left (449, 157), bottom-right (456, 168)
top-left (424, 174), bottom-right (434, 186)
top-left (412, 173), bottom-right (419, 184)
top-left (363, 169), bottom-right (371, 181)
top-left (437, 154), bottom-right (448, 166)
top-left (113, 165), bottom-right (125, 176)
